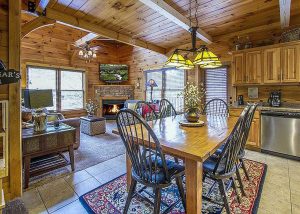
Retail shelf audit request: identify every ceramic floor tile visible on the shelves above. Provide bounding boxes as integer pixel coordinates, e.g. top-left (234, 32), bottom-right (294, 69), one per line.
top-left (93, 168), bottom-right (121, 184)
top-left (85, 162), bottom-right (111, 176)
top-left (38, 178), bottom-right (78, 213)
top-left (259, 197), bottom-right (292, 214)
top-left (22, 188), bottom-right (48, 214)
top-left (292, 204), bottom-right (300, 214)
top-left (267, 165), bottom-right (289, 176)
top-left (290, 178), bottom-right (300, 194)
top-left (64, 170), bottom-right (92, 186)
top-left (71, 177), bottom-right (101, 196)
top-left (291, 190), bottom-right (300, 206)
top-left (51, 200), bottom-right (88, 214)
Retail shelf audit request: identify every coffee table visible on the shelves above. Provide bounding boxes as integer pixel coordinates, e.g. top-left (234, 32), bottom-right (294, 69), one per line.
top-left (22, 124), bottom-right (76, 188)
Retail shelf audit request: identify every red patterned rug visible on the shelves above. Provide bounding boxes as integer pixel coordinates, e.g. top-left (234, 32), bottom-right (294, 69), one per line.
top-left (80, 159), bottom-right (267, 214)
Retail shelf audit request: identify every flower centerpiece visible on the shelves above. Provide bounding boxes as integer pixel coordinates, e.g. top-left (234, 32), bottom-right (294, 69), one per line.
top-left (85, 99), bottom-right (99, 117)
top-left (179, 82), bottom-right (205, 122)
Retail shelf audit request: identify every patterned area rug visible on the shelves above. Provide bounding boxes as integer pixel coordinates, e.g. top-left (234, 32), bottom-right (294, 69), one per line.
top-left (80, 159), bottom-right (267, 214)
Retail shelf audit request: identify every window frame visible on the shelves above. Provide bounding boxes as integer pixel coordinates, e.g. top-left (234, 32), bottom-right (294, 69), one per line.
top-left (26, 65), bottom-right (86, 111)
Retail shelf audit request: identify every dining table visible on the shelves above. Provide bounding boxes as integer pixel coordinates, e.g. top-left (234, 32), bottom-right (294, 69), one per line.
top-left (112, 114), bottom-right (239, 214)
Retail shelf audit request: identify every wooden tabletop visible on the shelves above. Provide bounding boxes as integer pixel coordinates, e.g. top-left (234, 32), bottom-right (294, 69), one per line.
top-left (112, 114), bottom-right (238, 162)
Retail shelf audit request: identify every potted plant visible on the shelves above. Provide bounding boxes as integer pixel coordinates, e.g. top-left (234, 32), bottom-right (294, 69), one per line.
top-left (179, 82), bottom-right (205, 122)
top-left (85, 99), bottom-right (99, 117)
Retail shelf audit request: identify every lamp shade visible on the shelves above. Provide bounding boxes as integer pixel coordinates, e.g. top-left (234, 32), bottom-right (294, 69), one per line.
top-left (177, 59), bottom-right (194, 70)
top-left (146, 79), bottom-right (158, 87)
top-left (200, 60), bottom-right (222, 68)
top-left (165, 51), bottom-right (186, 67)
top-left (194, 46), bottom-right (219, 65)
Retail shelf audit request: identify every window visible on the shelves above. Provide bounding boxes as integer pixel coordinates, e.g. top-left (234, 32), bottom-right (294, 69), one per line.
top-left (145, 68), bottom-right (185, 111)
top-left (27, 66), bottom-right (85, 111)
top-left (204, 67), bottom-right (228, 103)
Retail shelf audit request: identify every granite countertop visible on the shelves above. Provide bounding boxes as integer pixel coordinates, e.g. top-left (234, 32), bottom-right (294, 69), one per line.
top-left (230, 103), bottom-right (300, 113)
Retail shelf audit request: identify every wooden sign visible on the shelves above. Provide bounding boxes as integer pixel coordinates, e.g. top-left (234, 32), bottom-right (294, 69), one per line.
top-left (0, 60), bottom-right (21, 85)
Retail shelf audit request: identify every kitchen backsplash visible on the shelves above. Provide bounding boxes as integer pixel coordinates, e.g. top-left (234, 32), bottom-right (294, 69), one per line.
top-left (236, 85), bottom-right (300, 104)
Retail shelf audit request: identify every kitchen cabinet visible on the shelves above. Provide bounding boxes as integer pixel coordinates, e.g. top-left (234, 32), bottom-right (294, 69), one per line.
top-left (263, 48), bottom-right (281, 83)
top-left (281, 45), bottom-right (299, 83)
top-left (232, 53), bottom-right (245, 84)
top-left (229, 108), bottom-right (260, 151)
top-left (245, 50), bottom-right (262, 84)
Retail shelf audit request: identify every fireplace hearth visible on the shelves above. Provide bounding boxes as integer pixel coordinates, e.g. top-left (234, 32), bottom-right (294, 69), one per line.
top-left (102, 100), bottom-right (125, 120)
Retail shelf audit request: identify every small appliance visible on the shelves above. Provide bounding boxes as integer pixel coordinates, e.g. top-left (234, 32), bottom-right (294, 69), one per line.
top-left (268, 91), bottom-right (281, 107)
top-left (237, 95), bottom-right (244, 105)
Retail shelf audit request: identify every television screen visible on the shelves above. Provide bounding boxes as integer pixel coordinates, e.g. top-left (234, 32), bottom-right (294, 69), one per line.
top-left (100, 64), bottom-right (129, 82)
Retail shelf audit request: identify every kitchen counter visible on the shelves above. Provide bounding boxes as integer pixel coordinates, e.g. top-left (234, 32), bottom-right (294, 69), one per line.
top-left (230, 104), bottom-right (300, 113)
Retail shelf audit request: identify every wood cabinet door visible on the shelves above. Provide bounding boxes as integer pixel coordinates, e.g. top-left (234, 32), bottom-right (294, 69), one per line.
top-left (245, 51), bottom-right (262, 83)
top-left (263, 48), bottom-right (281, 83)
top-left (247, 118), bottom-right (260, 148)
top-left (232, 53), bottom-right (245, 84)
top-left (281, 45), bottom-right (300, 83)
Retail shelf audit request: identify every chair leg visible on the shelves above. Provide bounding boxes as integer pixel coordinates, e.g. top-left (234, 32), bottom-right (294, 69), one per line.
top-left (175, 176), bottom-right (186, 211)
top-left (153, 187), bottom-right (162, 214)
top-left (218, 180), bottom-right (231, 214)
top-left (240, 159), bottom-right (250, 181)
top-left (236, 167), bottom-right (247, 197)
top-left (230, 177), bottom-right (241, 204)
top-left (123, 179), bottom-right (137, 214)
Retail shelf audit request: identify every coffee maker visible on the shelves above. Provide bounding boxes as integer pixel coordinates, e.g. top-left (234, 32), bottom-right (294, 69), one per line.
top-left (237, 95), bottom-right (244, 105)
top-left (268, 91), bottom-right (281, 107)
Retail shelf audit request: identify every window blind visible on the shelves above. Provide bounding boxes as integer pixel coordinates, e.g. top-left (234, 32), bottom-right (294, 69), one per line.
top-left (205, 67), bottom-right (228, 103)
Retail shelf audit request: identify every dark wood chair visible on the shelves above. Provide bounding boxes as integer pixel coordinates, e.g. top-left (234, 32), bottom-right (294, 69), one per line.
top-left (116, 109), bottom-right (186, 214)
top-left (203, 98), bottom-right (229, 117)
top-left (202, 107), bottom-right (248, 214)
top-left (134, 101), bottom-right (159, 121)
top-left (158, 98), bottom-right (178, 118)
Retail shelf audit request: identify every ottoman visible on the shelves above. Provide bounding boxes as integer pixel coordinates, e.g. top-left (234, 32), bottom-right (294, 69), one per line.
top-left (80, 116), bottom-right (106, 136)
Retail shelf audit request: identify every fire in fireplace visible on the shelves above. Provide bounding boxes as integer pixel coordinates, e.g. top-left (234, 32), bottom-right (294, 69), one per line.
top-left (102, 100), bottom-right (125, 119)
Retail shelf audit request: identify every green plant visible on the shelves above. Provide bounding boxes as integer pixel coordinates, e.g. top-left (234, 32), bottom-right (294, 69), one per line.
top-left (178, 82), bottom-right (205, 112)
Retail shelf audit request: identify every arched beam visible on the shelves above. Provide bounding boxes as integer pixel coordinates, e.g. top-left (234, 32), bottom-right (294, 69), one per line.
top-left (21, 16), bottom-right (55, 39)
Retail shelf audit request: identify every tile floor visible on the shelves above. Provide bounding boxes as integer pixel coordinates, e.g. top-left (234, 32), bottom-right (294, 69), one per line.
top-left (21, 150), bottom-right (300, 214)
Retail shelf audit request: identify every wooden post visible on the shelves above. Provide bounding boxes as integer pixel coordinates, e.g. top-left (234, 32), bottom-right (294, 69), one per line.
top-left (8, 0), bottom-right (22, 198)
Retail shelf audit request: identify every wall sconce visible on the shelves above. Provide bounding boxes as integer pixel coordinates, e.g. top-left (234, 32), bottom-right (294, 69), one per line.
top-left (136, 77), bottom-right (141, 89)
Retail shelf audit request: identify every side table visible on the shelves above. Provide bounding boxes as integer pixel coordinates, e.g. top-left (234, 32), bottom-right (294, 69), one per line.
top-left (80, 116), bottom-right (106, 136)
top-left (22, 124), bottom-right (76, 188)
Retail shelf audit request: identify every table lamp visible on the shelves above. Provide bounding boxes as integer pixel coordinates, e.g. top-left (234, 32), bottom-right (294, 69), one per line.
top-left (146, 79), bottom-right (158, 103)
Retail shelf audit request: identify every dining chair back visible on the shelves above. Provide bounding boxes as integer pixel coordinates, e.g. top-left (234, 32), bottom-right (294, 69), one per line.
top-left (134, 101), bottom-right (159, 121)
top-left (159, 98), bottom-right (177, 118)
top-left (203, 98), bottom-right (229, 117)
top-left (117, 109), bottom-right (170, 184)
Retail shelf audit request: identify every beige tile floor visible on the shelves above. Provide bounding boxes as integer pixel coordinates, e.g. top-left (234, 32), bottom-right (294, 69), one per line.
top-left (21, 150), bottom-right (300, 214)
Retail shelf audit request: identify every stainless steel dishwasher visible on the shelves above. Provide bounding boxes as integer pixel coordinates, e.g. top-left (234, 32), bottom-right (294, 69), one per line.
top-left (261, 111), bottom-right (300, 158)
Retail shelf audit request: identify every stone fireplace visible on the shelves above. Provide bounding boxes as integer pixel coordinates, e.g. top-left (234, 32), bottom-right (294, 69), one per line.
top-left (94, 85), bottom-right (134, 119)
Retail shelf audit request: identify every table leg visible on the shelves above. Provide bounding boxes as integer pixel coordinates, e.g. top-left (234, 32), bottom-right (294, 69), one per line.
top-left (24, 156), bottom-right (31, 189)
top-left (185, 158), bottom-right (203, 214)
top-left (126, 153), bottom-right (132, 192)
top-left (69, 146), bottom-right (75, 171)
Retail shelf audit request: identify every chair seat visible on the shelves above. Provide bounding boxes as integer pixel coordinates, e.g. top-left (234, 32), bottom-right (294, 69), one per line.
top-left (203, 157), bottom-right (226, 175)
top-left (132, 156), bottom-right (185, 184)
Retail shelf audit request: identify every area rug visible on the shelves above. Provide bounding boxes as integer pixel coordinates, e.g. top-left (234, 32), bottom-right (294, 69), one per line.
top-left (28, 121), bottom-right (126, 187)
top-left (79, 159), bottom-right (267, 214)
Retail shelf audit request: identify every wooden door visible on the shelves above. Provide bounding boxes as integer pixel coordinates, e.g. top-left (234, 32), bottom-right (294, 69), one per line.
top-left (245, 51), bottom-right (262, 83)
top-left (263, 48), bottom-right (281, 83)
top-left (232, 53), bottom-right (245, 84)
top-left (281, 45), bottom-right (300, 83)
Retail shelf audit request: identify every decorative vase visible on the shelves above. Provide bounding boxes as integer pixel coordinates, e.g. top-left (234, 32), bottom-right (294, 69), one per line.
top-left (184, 108), bottom-right (200, 123)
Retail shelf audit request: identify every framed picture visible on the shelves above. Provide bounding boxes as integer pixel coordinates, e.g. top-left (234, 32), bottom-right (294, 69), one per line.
top-left (248, 87), bottom-right (258, 99)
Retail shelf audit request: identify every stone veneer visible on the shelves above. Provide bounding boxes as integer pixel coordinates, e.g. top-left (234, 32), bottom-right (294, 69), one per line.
top-left (94, 85), bottom-right (135, 100)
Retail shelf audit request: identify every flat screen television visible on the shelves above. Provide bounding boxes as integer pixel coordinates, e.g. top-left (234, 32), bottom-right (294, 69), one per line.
top-left (99, 64), bottom-right (129, 82)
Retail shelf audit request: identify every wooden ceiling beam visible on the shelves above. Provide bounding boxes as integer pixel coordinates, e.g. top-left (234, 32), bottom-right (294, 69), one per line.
top-left (44, 8), bottom-right (166, 54)
top-left (75, 33), bottom-right (99, 47)
top-left (138, 0), bottom-right (212, 44)
top-left (279, 0), bottom-right (291, 28)
top-left (21, 16), bottom-right (56, 39)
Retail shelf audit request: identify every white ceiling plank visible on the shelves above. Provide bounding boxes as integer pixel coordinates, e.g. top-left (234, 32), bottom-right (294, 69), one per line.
top-left (75, 33), bottom-right (99, 46)
top-left (279, 0), bottom-right (291, 28)
top-left (138, 0), bottom-right (212, 44)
